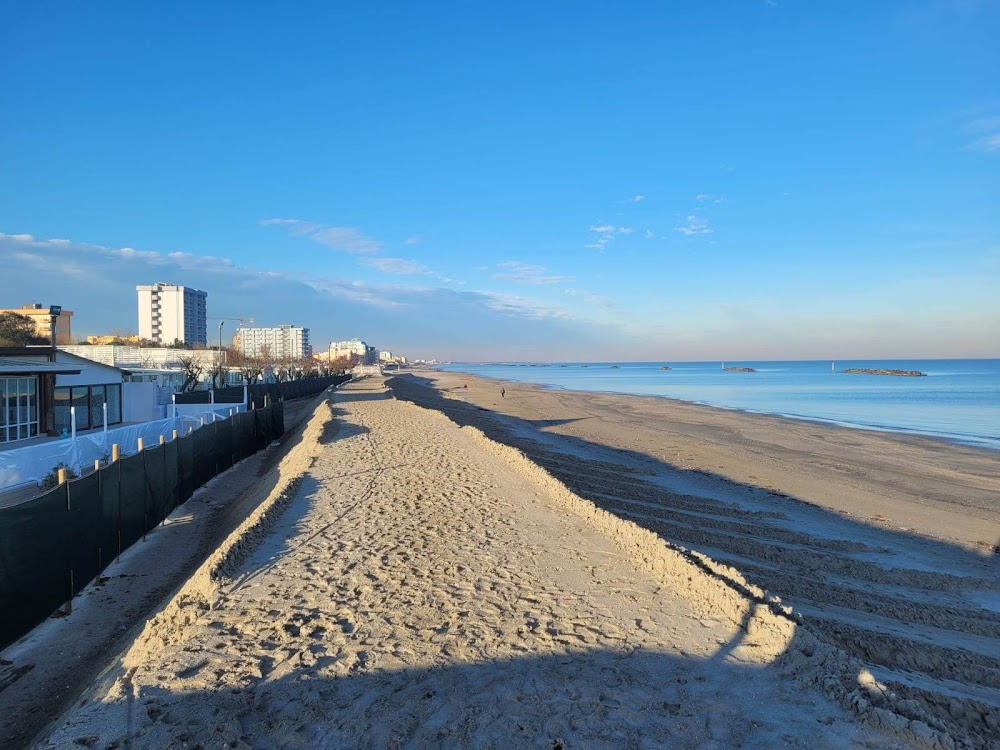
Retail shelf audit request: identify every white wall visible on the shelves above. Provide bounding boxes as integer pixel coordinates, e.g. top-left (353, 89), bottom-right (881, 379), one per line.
top-left (54, 352), bottom-right (124, 388)
top-left (123, 382), bottom-right (160, 423)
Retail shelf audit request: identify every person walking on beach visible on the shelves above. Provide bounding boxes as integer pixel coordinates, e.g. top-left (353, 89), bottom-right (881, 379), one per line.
top-left (501, 387), bottom-right (505, 398)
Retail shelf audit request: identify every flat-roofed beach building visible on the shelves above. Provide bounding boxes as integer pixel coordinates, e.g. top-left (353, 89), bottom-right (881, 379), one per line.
top-left (234, 325), bottom-right (311, 359)
top-left (136, 283), bottom-right (207, 346)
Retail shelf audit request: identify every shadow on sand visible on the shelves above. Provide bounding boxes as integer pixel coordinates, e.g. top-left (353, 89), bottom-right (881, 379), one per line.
top-left (52, 630), bottom-right (882, 750)
top-left (386, 374), bottom-right (999, 747)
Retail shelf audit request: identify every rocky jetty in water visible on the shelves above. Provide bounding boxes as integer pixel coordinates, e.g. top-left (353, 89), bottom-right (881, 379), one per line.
top-left (659, 365), bottom-right (672, 370)
top-left (842, 368), bottom-right (926, 377)
top-left (724, 366), bottom-right (756, 373)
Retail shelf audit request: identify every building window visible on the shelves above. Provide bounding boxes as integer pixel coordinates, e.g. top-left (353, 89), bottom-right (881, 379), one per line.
top-left (53, 384), bottom-right (123, 432)
top-left (1, 377), bottom-right (39, 443)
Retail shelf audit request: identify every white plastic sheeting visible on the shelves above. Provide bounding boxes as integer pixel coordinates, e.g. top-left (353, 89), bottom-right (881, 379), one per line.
top-left (0, 405), bottom-right (244, 492)
top-left (171, 403), bottom-right (245, 419)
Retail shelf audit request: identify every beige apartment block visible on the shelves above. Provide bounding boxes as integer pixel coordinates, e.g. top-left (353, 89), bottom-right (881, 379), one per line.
top-left (0, 304), bottom-right (74, 344)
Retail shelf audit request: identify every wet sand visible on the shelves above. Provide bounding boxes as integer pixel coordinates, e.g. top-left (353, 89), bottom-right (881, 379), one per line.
top-left (405, 369), bottom-right (999, 552)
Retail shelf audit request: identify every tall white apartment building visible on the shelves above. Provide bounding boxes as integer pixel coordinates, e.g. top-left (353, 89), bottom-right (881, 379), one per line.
top-left (234, 325), bottom-right (312, 359)
top-left (136, 283), bottom-right (208, 346)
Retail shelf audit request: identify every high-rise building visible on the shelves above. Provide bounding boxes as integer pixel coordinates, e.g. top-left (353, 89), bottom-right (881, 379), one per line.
top-left (234, 325), bottom-right (311, 359)
top-left (136, 283), bottom-right (207, 346)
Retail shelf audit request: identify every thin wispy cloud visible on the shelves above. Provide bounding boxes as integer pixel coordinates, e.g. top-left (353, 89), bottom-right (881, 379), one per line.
top-left (479, 291), bottom-right (578, 322)
top-left (674, 215), bottom-right (713, 236)
top-left (361, 257), bottom-right (433, 275)
top-left (2, 232), bottom-right (614, 349)
top-left (585, 224), bottom-right (634, 250)
top-left (964, 116), bottom-right (1000, 152)
top-left (629, 195), bottom-right (646, 202)
top-left (493, 261), bottom-right (572, 286)
top-left (696, 194), bottom-right (726, 204)
top-left (258, 218), bottom-right (320, 236)
top-left (260, 218), bottom-right (460, 282)
top-left (260, 218), bottom-right (382, 254)
top-left (564, 288), bottom-right (616, 310)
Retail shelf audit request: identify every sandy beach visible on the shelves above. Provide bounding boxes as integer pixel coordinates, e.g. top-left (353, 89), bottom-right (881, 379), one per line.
top-left (389, 370), bottom-right (999, 747)
top-left (17, 374), bottom-right (1000, 748)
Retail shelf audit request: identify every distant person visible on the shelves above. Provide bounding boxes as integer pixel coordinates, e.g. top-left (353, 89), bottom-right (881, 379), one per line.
top-left (501, 387), bottom-right (505, 398)
top-left (463, 383), bottom-right (468, 389)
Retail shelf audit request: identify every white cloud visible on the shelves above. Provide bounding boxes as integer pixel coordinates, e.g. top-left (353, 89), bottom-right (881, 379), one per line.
top-left (644, 229), bottom-right (656, 239)
top-left (478, 291), bottom-right (578, 322)
top-left (404, 235), bottom-right (423, 245)
top-left (260, 218), bottom-right (381, 254)
top-left (2, 231), bottom-right (615, 351)
top-left (117, 247), bottom-right (162, 260)
top-left (960, 115), bottom-right (1000, 153)
top-left (585, 224), bottom-right (634, 250)
top-left (10, 250), bottom-right (100, 282)
top-left (696, 194), bottom-right (726, 203)
top-left (361, 257), bottom-right (432, 275)
top-left (258, 218), bottom-right (320, 236)
top-left (564, 288), bottom-right (616, 310)
top-left (493, 261), bottom-right (572, 285)
top-left (674, 215), bottom-right (713, 236)
top-left (629, 195), bottom-right (646, 202)
top-left (311, 227), bottom-right (381, 254)
top-left (972, 133), bottom-right (1000, 152)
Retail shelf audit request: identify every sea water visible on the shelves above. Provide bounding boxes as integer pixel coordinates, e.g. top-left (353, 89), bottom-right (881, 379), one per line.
top-left (438, 360), bottom-right (1000, 450)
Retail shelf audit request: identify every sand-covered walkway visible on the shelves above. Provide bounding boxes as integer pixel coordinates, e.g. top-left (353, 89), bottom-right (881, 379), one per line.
top-left (38, 379), bottom-right (917, 749)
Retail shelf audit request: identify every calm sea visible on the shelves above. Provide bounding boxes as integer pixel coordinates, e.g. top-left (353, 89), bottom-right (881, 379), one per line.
top-left (438, 360), bottom-right (1000, 450)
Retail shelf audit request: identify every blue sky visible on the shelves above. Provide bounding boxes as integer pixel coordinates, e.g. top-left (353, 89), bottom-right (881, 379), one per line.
top-left (1, 1), bottom-right (998, 361)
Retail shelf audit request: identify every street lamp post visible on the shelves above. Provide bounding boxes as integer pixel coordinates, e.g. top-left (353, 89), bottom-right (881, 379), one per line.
top-left (48, 305), bottom-right (62, 360)
top-left (218, 321), bottom-right (225, 388)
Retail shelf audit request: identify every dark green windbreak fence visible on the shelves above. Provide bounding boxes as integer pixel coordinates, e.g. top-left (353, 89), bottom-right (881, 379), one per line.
top-left (0, 401), bottom-right (285, 651)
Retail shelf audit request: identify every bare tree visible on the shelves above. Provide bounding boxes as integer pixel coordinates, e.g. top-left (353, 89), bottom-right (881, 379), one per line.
top-left (177, 355), bottom-right (204, 392)
top-left (232, 349), bottom-right (263, 384)
top-left (209, 347), bottom-right (232, 388)
top-left (329, 356), bottom-right (353, 373)
top-left (258, 344), bottom-right (275, 382)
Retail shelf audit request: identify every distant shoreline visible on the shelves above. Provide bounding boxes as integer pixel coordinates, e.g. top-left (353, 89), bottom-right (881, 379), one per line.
top-left (434, 363), bottom-right (1000, 451)
top-left (406, 369), bottom-right (999, 548)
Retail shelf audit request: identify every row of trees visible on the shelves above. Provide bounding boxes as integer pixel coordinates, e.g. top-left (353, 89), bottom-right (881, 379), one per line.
top-left (176, 346), bottom-right (354, 392)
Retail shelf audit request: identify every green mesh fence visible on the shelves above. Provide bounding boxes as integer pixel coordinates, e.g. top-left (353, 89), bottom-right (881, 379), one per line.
top-left (0, 402), bottom-right (286, 650)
